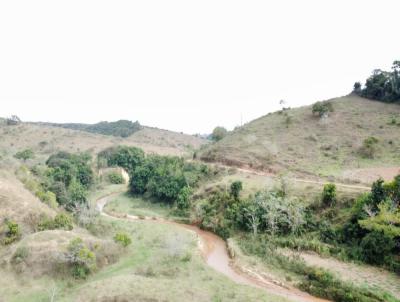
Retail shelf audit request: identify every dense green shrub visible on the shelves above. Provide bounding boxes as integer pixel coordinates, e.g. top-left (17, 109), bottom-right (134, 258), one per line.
top-left (242, 190), bottom-right (306, 236)
top-left (196, 193), bottom-right (235, 239)
top-left (38, 213), bottom-right (73, 231)
top-left (230, 181), bottom-right (243, 200)
top-left (338, 175), bottom-right (400, 271)
top-left (14, 149), bottom-right (34, 161)
top-left (65, 238), bottom-right (96, 279)
top-left (2, 220), bottom-right (21, 245)
top-left (312, 101), bottom-right (334, 117)
top-left (176, 186), bottom-right (192, 211)
top-left (114, 232), bottom-right (132, 247)
top-left (359, 137), bottom-right (379, 159)
top-left (54, 213), bottom-right (73, 230)
top-left (67, 179), bottom-right (88, 209)
top-left (360, 231), bottom-right (394, 265)
top-left (322, 183), bottom-right (336, 207)
top-left (107, 171), bottom-right (125, 184)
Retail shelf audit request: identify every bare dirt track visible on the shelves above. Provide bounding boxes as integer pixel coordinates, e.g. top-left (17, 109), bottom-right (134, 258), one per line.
top-left (96, 192), bottom-right (329, 302)
top-left (342, 167), bottom-right (400, 184)
top-left (217, 163), bottom-right (371, 191)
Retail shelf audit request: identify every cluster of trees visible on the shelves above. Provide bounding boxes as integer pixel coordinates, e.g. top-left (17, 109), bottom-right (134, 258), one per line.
top-left (354, 60), bottom-right (400, 102)
top-left (98, 146), bottom-right (216, 211)
top-left (320, 176), bottom-right (400, 272)
top-left (37, 152), bottom-right (94, 210)
top-left (196, 182), bottom-right (306, 239)
top-left (44, 120), bottom-right (142, 138)
top-left (196, 176), bottom-right (399, 273)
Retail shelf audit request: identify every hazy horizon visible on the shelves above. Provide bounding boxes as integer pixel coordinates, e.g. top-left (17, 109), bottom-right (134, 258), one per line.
top-left (1, 0), bottom-right (399, 134)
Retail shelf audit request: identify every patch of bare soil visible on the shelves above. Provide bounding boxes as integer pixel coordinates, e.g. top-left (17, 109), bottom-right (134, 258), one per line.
top-left (342, 167), bottom-right (400, 184)
top-left (282, 249), bottom-right (400, 299)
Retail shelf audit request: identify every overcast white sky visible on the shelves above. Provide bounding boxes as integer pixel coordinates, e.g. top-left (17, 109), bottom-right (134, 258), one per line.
top-left (0, 0), bottom-right (399, 134)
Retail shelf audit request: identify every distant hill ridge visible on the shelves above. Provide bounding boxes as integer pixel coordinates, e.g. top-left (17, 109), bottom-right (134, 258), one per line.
top-left (37, 119), bottom-right (142, 137)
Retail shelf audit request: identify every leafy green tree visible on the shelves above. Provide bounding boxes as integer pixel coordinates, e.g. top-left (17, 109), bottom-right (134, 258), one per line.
top-left (360, 231), bottom-right (394, 265)
top-left (243, 190), bottom-right (305, 235)
top-left (371, 178), bottom-right (385, 208)
top-left (359, 201), bottom-right (400, 239)
top-left (129, 162), bottom-right (153, 194)
top-left (14, 149), bottom-right (34, 161)
top-left (146, 156), bottom-right (187, 201)
top-left (230, 181), bottom-right (243, 200)
top-left (98, 146), bottom-right (144, 173)
top-left (68, 179), bottom-right (88, 209)
top-left (211, 126), bottom-right (228, 141)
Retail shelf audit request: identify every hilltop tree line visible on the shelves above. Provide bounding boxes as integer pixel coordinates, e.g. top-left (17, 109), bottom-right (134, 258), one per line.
top-left (354, 60), bottom-right (400, 103)
top-left (44, 120), bottom-right (142, 138)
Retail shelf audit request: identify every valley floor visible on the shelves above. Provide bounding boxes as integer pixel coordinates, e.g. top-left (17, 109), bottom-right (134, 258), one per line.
top-left (0, 186), bottom-right (286, 302)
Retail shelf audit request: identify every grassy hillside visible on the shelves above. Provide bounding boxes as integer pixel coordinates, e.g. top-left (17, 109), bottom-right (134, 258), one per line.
top-left (199, 95), bottom-right (400, 183)
top-left (0, 121), bottom-right (206, 162)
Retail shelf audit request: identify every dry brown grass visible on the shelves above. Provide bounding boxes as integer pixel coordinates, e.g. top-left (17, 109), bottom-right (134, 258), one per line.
top-left (4, 229), bottom-right (122, 278)
top-left (0, 171), bottom-right (56, 234)
top-left (0, 122), bottom-right (207, 163)
top-left (199, 95), bottom-right (400, 183)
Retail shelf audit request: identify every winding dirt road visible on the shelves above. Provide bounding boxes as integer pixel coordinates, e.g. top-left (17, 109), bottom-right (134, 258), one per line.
top-left (96, 192), bottom-right (329, 302)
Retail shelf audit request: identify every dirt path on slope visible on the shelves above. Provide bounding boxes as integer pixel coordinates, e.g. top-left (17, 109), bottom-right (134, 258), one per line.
top-left (216, 163), bottom-right (371, 191)
top-left (96, 192), bottom-right (329, 302)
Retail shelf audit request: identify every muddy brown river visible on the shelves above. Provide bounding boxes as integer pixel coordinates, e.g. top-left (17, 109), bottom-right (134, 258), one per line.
top-left (96, 192), bottom-right (329, 302)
